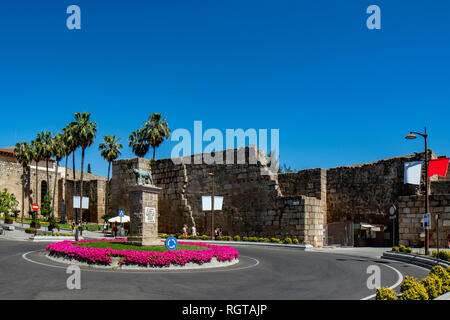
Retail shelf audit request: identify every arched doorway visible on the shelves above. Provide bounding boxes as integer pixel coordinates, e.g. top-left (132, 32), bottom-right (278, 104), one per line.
top-left (40, 180), bottom-right (48, 203)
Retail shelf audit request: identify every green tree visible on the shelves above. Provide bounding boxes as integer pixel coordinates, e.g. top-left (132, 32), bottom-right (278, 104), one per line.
top-left (40, 192), bottom-right (53, 219)
top-left (0, 188), bottom-right (18, 220)
top-left (128, 128), bottom-right (149, 158)
top-left (99, 135), bottom-right (122, 217)
top-left (14, 141), bottom-right (33, 226)
top-left (62, 124), bottom-right (77, 215)
top-left (71, 111), bottom-right (97, 226)
top-left (142, 113), bottom-right (171, 160)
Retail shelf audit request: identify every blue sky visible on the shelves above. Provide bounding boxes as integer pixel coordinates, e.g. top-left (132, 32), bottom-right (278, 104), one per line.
top-left (0, 1), bottom-right (449, 177)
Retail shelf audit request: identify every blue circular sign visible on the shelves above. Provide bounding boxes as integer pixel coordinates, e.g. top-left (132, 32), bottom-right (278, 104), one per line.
top-left (165, 236), bottom-right (178, 250)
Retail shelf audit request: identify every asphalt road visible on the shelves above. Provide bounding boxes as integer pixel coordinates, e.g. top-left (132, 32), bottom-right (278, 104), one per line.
top-left (0, 240), bottom-right (429, 300)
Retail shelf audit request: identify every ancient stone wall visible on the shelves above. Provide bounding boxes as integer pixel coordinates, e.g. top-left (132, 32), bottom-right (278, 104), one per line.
top-left (326, 154), bottom-right (428, 226)
top-left (0, 159), bottom-right (59, 219)
top-left (398, 194), bottom-right (450, 248)
top-left (278, 168), bottom-right (327, 225)
top-left (63, 179), bottom-right (107, 223)
top-left (111, 147), bottom-right (325, 246)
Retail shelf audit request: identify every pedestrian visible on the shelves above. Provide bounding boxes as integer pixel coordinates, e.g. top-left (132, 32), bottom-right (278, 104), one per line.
top-left (71, 221), bottom-right (75, 232)
top-left (191, 225), bottom-right (197, 236)
top-left (112, 223), bottom-right (116, 238)
top-left (103, 221), bottom-right (107, 235)
top-left (78, 220), bottom-right (83, 236)
top-left (182, 224), bottom-right (188, 238)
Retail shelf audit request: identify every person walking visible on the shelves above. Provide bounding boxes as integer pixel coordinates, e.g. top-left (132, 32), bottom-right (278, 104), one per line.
top-left (112, 223), bottom-right (116, 238)
top-left (191, 225), bottom-right (197, 237)
top-left (103, 221), bottom-right (108, 235)
top-left (71, 221), bottom-right (75, 232)
top-left (182, 224), bottom-right (188, 238)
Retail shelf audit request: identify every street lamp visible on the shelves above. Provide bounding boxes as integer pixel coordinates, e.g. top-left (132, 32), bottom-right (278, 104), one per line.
top-left (405, 127), bottom-right (430, 255)
top-left (209, 173), bottom-right (215, 240)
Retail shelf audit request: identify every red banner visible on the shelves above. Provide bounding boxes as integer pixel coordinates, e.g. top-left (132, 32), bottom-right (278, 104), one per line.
top-left (428, 158), bottom-right (449, 178)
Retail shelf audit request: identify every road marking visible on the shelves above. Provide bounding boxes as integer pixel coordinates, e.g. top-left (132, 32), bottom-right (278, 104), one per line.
top-left (22, 250), bottom-right (259, 274)
top-left (360, 263), bottom-right (404, 300)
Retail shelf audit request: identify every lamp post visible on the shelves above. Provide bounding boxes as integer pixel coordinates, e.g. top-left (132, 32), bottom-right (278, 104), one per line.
top-left (405, 127), bottom-right (430, 255)
top-left (209, 173), bottom-right (215, 240)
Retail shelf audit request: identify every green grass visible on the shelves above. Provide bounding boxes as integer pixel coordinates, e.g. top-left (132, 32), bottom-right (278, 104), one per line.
top-left (73, 241), bottom-right (209, 252)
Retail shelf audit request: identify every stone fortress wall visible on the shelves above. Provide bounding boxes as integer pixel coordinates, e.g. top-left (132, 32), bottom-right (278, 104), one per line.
top-left (111, 147), bottom-right (450, 248)
top-left (111, 147), bottom-right (325, 247)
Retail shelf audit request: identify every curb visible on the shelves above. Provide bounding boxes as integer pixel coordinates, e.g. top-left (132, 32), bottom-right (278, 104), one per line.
top-left (30, 236), bottom-right (83, 242)
top-left (158, 239), bottom-right (314, 251)
top-left (434, 291), bottom-right (450, 300)
top-left (382, 251), bottom-right (450, 269)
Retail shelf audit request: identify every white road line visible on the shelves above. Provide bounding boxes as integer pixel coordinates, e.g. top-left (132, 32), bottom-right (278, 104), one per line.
top-left (22, 250), bottom-right (259, 274)
top-left (360, 263), bottom-right (404, 300)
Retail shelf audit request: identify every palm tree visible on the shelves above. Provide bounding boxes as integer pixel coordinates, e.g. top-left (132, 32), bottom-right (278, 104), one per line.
top-left (71, 112), bottom-right (97, 226)
top-left (99, 135), bottom-right (122, 217)
top-left (142, 113), bottom-right (171, 160)
top-left (14, 142), bottom-right (33, 226)
top-left (51, 133), bottom-right (65, 216)
top-left (128, 129), bottom-right (149, 158)
top-left (36, 131), bottom-right (53, 185)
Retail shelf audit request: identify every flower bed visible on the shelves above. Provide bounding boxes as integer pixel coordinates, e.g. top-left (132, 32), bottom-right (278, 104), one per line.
top-left (46, 239), bottom-right (239, 268)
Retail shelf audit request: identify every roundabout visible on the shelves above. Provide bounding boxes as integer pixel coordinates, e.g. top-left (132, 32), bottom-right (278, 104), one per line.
top-left (0, 239), bottom-right (430, 299)
top-left (44, 239), bottom-right (240, 270)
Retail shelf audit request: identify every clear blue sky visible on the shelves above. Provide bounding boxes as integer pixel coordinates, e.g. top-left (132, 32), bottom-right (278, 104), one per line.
top-left (0, 1), bottom-right (449, 177)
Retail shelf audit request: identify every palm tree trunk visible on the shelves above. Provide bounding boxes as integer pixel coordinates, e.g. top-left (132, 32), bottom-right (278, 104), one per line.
top-left (105, 161), bottom-right (111, 217)
top-left (79, 148), bottom-right (85, 223)
top-left (72, 151), bottom-right (77, 223)
top-left (153, 146), bottom-right (156, 160)
top-left (52, 161), bottom-right (59, 217)
top-left (21, 165), bottom-right (25, 226)
top-left (46, 159), bottom-right (49, 186)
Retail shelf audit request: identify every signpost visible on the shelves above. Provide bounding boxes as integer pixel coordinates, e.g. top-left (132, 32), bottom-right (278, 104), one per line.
top-left (32, 203), bottom-right (39, 236)
top-left (389, 205), bottom-right (397, 247)
top-left (119, 210), bottom-right (125, 237)
top-left (165, 236), bottom-right (178, 250)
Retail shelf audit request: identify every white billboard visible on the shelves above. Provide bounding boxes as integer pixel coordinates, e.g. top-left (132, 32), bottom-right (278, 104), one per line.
top-left (73, 196), bottom-right (89, 209)
top-left (202, 196), bottom-right (224, 211)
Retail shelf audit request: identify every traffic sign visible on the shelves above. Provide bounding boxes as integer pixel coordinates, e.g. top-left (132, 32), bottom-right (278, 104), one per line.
top-left (423, 213), bottom-right (431, 230)
top-left (389, 205), bottom-right (396, 216)
top-left (165, 236), bottom-right (178, 250)
top-left (32, 203), bottom-right (39, 211)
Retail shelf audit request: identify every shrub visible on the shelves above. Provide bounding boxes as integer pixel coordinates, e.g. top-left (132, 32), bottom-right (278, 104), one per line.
top-left (284, 238), bottom-right (292, 244)
top-left (215, 236), bottom-right (223, 241)
top-left (270, 238), bottom-right (281, 243)
top-left (258, 237), bottom-right (265, 242)
top-left (375, 287), bottom-right (397, 300)
top-left (399, 276), bottom-right (429, 300)
top-left (233, 235), bottom-right (240, 241)
top-left (222, 236), bottom-right (232, 241)
top-left (430, 266), bottom-right (450, 293)
top-left (432, 250), bottom-right (450, 262)
top-left (242, 236), bottom-right (248, 241)
top-left (263, 238), bottom-right (270, 243)
top-left (248, 237), bottom-right (258, 242)
top-left (293, 238), bottom-right (299, 245)
top-left (421, 275), bottom-right (442, 299)
top-left (25, 228), bottom-right (35, 234)
top-left (201, 235), bottom-right (209, 240)
top-left (392, 246), bottom-right (399, 252)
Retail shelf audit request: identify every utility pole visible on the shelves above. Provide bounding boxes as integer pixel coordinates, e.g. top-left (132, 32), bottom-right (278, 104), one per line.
top-left (209, 173), bottom-right (215, 240)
